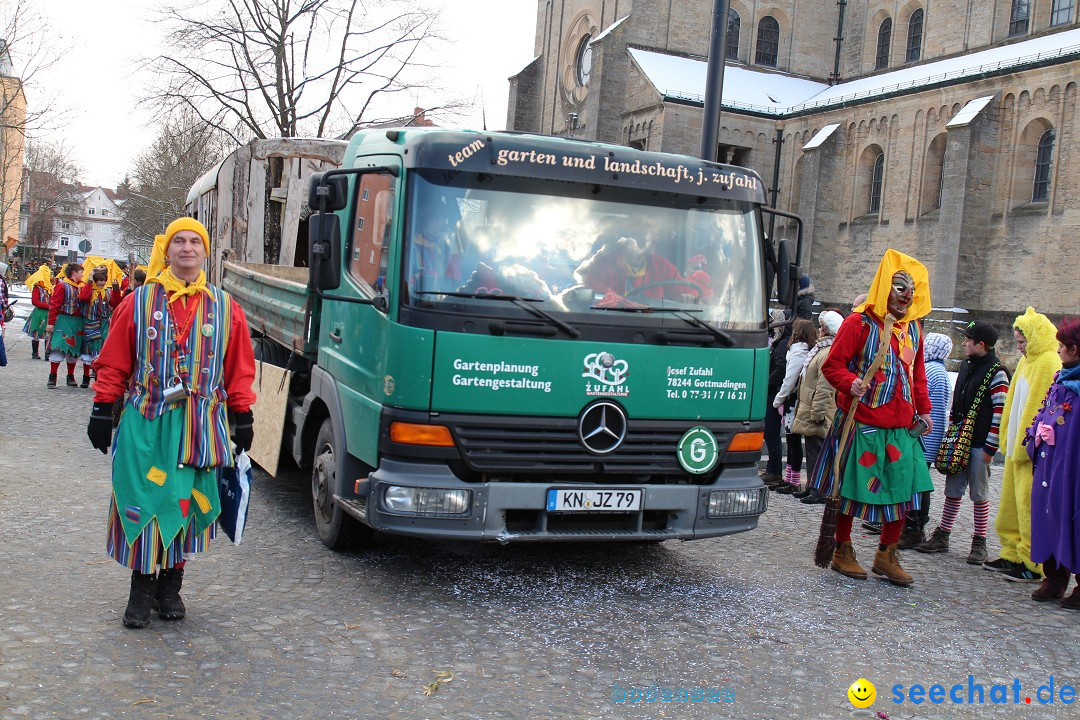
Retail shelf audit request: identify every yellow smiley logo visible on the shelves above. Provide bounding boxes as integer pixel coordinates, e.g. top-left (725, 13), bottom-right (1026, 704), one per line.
top-left (848, 678), bottom-right (876, 708)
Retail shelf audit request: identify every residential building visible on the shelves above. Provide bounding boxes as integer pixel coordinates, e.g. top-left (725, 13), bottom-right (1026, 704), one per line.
top-left (0, 40), bottom-right (26, 263)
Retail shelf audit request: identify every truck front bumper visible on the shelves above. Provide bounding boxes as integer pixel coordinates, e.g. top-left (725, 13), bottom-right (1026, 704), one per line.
top-left (354, 459), bottom-right (768, 542)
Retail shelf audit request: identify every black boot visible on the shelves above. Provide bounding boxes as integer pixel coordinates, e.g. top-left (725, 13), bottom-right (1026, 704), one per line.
top-left (66, 374), bottom-right (78, 387)
top-left (154, 567), bottom-right (186, 620)
top-left (31, 340), bottom-right (40, 359)
top-left (80, 375), bottom-right (91, 389)
top-left (46, 373), bottom-right (57, 388)
top-left (897, 522), bottom-right (925, 550)
top-left (123, 571), bottom-right (158, 628)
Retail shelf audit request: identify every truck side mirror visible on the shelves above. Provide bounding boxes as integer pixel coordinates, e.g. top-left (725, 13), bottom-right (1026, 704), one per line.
top-left (308, 173), bottom-right (349, 211)
top-left (775, 239), bottom-right (797, 306)
top-left (309, 214), bottom-right (342, 290)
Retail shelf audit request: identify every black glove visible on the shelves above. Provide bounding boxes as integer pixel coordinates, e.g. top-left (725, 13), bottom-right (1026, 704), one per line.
top-left (233, 410), bottom-right (254, 453)
top-left (88, 401), bottom-right (115, 454)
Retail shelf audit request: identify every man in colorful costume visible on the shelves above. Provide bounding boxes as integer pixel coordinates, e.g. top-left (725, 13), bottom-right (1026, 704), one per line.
top-left (78, 264), bottom-right (124, 387)
top-left (88, 218), bottom-right (256, 628)
top-left (810, 249), bottom-right (935, 586)
top-left (46, 263), bottom-right (86, 388)
top-left (23, 263), bottom-right (53, 359)
top-left (985, 308), bottom-right (1060, 580)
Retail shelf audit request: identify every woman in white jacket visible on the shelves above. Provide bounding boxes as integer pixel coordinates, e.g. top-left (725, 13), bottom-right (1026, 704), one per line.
top-left (772, 318), bottom-right (819, 493)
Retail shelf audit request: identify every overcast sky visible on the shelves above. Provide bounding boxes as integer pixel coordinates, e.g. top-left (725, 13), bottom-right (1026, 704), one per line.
top-left (31, 0), bottom-right (539, 188)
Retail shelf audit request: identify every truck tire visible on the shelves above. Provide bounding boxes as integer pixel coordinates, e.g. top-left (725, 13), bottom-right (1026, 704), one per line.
top-left (252, 336), bottom-right (290, 368)
top-left (311, 418), bottom-right (367, 550)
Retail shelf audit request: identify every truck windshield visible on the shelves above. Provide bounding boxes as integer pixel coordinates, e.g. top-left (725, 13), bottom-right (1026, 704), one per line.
top-left (402, 170), bottom-right (765, 330)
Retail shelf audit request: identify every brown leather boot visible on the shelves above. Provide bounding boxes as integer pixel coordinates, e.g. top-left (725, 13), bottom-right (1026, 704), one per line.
top-left (831, 541), bottom-right (868, 580)
top-left (1031, 578), bottom-right (1066, 602)
top-left (872, 543), bottom-right (914, 587)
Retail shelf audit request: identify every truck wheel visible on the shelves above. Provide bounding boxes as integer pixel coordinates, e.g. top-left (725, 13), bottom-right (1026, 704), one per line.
top-left (311, 418), bottom-right (366, 550)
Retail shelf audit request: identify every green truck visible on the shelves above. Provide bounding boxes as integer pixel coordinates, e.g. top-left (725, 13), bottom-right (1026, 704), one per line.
top-left (192, 129), bottom-right (801, 549)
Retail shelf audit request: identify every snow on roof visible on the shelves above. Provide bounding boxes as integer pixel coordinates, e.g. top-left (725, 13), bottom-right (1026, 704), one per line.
top-left (628, 27), bottom-right (1080, 116)
top-left (627, 47), bottom-right (827, 113)
top-left (945, 95), bottom-right (996, 127)
top-left (794, 27), bottom-right (1080, 112)
top-left (803, 123), bottom-right (841, 150)
top-left (592, 15), bottom-right (629, 45)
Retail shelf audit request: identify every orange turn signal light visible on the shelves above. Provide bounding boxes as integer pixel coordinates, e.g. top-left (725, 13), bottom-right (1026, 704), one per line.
top-left (389, 422), bottom-right (455, 447)
top-left (727, 431), bottom-right (764, 452)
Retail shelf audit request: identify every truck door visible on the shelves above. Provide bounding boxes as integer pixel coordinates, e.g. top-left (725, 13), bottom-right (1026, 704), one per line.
top-left (319, 156), bottom-right (407, 465)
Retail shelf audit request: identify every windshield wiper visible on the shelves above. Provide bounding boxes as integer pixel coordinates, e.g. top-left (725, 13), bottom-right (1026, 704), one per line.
top-left (590, 305), bottom-right (735, 347)
top-left (414, 291), bottom-right (581, 339)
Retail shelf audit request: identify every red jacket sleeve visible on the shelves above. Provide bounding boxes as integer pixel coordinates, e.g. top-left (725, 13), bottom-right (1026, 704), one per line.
top-left (78, 283), bottom-right (93, 302)
top-left (822, 313), bottom-right (864, 400)
top-left (32, 285), bottom-right (50, 309)
top-left (224, 299), bottom-right (257, 412)
top-left (47, 284), bottom-right (66, 326)
top-left (92, 293), bottom-right (137, 403)
top-left (109, 287), bottom-right (124, 308)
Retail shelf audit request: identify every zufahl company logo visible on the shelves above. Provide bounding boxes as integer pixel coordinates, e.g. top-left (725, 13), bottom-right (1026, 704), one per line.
top-left (582, 350), bottom-right (630, 397)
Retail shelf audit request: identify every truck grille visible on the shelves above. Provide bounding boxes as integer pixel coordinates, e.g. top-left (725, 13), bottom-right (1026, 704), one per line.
top-left (447, 415), bottom-right (736, 479)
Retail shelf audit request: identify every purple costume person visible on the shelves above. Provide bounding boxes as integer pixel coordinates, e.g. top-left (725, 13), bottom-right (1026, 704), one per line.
top-left (1027, 362), bottom-right (1080, 583)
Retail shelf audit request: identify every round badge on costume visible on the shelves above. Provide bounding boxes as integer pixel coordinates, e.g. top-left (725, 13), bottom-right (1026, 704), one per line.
top-left (146, 327), bottom-right (158, 340)
top-left (153, 310), bottom-right (164, 320)
top-left (202, 323), bottom-right (214, 337)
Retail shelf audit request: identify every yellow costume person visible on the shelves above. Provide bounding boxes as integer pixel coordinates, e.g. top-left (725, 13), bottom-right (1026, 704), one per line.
top-left (989, 308), bottom-right (1060, 577)
top-left (22, 264), bottom-right (54, 359)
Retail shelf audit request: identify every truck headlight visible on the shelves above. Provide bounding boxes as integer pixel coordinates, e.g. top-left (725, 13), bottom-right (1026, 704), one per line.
top-left (707, 488), bottom-right (767, 518)
top-left (382, 486), bottom-right (472, 517)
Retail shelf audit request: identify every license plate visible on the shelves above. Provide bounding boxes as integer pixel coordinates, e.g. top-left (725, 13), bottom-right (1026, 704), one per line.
top-left (546, 488), bottom-right (642, 513)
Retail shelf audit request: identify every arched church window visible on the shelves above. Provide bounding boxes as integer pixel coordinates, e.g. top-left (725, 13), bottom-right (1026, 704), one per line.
top-left (876, 18), bottom-right (892, 70)
top-left (1051, 0), bottom-right (1074, 26)
top-left (1010, 0), bottom-right (1030, 36)
top-left (727, 9), bottom-right (741, 60)
top-left (869, 153), bottom-right (885, 213)
top-left (1033, 129), bottom-right (1055, 202)
top-left (755, 16), bottom-right (779, 67)
top-left (906, 9), bottom-right (924, 62)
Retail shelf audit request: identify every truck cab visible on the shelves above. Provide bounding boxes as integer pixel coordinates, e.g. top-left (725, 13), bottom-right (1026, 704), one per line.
top-left (217, 128), bottom-right (801, 549)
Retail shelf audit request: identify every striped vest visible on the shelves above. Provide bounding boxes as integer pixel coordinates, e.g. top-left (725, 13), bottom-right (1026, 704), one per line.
top-left (58, 281), bottom-right (82, 316)
top-left (848, 313), bottom-right (922, 409)
top-left (128, 283), bottom-right (234, 469)
top-left (83, 291), bottom-right (112, 341)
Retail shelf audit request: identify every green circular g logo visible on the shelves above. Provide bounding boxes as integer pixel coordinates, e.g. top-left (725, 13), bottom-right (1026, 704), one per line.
top-left (677, 426), bottom-right (719, 474)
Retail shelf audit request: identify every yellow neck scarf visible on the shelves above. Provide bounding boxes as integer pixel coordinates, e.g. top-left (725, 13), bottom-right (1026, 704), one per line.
top-left (147, 267), bottom-right (210, 303)
top-left (62, 277), bottom-right (82, 290)
top-left (89, 283), bottom-right (108, 303)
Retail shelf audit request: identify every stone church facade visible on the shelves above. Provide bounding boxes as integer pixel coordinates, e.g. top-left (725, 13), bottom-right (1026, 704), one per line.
top-left (507, 0), bottom-right (1080, 355)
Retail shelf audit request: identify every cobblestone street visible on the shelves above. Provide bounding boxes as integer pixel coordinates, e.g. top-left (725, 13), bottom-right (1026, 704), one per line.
top-left (1, 325), bottom-right (1079, 720)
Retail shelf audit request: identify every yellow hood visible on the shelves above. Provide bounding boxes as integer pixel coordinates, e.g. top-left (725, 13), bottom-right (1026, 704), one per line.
top-left (1000, 308), bottom-right (1061, 459)
top-left (852, 248), bottom-right (932, 322)
top-left (1013, 306), bottom-right (1058, 357)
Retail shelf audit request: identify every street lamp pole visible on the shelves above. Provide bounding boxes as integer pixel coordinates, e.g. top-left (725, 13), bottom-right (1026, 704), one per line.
top-left (699, 0), bottom-right (731, 161)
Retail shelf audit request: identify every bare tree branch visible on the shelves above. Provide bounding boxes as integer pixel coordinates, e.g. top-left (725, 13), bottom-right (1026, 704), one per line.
top-left (118, 110), bottom-right (228, 253)
top-left (0, 0), bottom-right (71, 265)
top-left (142, 0), bottom-right (452, 140)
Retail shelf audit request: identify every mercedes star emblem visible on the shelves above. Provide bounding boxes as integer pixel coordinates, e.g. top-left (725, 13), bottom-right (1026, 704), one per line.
top-left (578, 401), bottom-right (628, 455)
